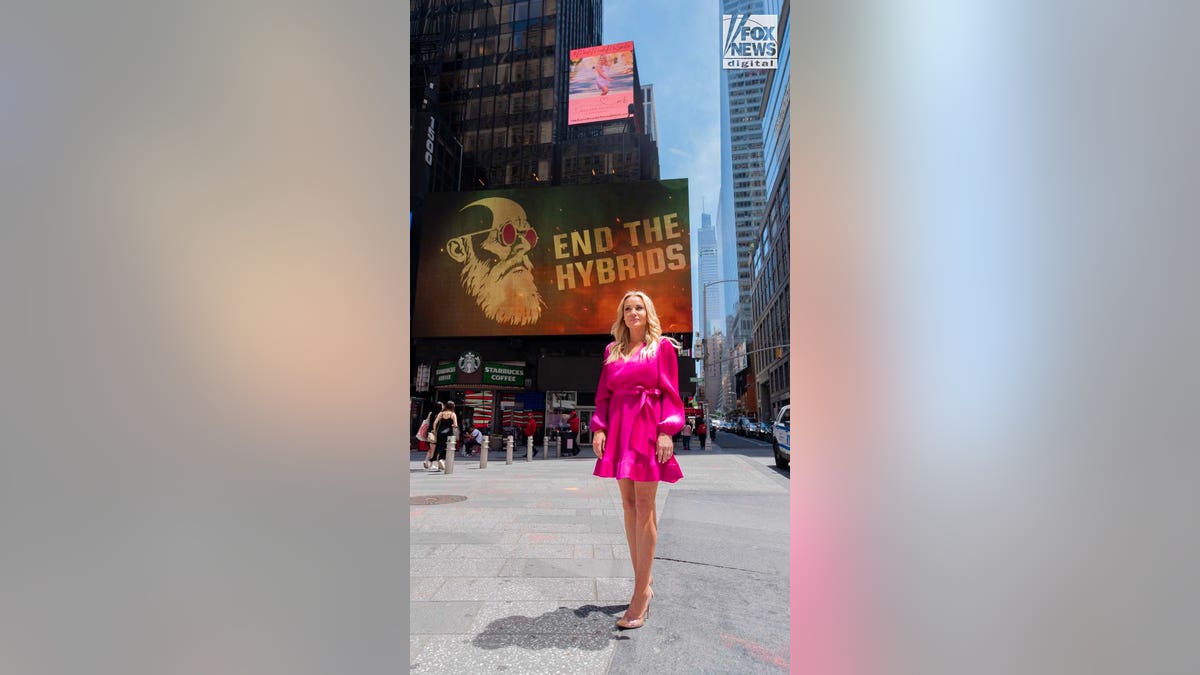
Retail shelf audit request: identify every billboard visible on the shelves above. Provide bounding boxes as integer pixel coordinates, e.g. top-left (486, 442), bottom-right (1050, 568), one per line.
top-left (568, 41), bottom-right (636, 125)
top-left (413, 179), bottom-right (692, 338)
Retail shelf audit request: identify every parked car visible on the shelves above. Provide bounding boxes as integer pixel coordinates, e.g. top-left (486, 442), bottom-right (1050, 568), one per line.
top-left (772, 405), bottom-right (790, 469)
top-left (737, 418), bottom-right (755, 436)
top-left (756, 422), bottom-right (773, 440)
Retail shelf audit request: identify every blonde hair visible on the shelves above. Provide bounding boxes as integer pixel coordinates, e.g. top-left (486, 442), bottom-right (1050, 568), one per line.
top-left (605, 290), bottom-right (680, 364)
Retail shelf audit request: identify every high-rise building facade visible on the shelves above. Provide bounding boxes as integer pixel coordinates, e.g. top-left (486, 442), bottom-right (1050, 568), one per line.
top-left (698, 212), bottom-right (722, 406)
top-left (750, 0), bottom-right (790, 423)
top-left (410, 0), bottom-right (604, 194)
top-left (641, 84), bottom-right (658, 143)
top-left (717, 0), bottom-right (773, 418)
top-left (698, 213), bottom-right (721, 334)
top-left (718, 0), bottom-right (770, 345)
top-left (558, 67), bottom-right (658, 185)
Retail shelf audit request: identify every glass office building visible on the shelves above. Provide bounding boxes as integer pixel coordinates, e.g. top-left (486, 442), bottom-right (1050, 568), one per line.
top-left (750, 0), bottom-right (790, 423)
top-left (410, 0), bottom-right (604, 190)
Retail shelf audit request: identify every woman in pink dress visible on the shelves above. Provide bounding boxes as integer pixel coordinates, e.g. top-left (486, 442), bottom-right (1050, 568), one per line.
top-left (591, 290), bottom-right (685, 629)
top-left (592, 55), bottom-right (613, 95)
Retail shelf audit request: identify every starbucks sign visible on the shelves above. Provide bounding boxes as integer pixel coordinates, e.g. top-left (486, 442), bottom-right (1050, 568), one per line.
top-left (458, 351), bottom-right (481, 374)
top-left (433, 362), bottom-right (457, 385)
top-left (431, 357), bottom-right (525, 388)
top-left (482, 362), bottom-right (525, 386)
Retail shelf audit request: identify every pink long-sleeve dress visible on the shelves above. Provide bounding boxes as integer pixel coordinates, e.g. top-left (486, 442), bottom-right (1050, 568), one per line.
top-left (591, 339), bottom-right (685, 483)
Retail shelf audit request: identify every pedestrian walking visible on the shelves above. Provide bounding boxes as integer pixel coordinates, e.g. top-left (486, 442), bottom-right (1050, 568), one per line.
top-left (697, 419), bottom-right (707, 451)
top-left (431, 401), bottom-right (458, 471)
top-left (525, 414), bottom-right (538, 457)
top-left (567, 409), bottom-right (581, 455)
top-left (681, 421), bottom-right (693, 451)
top-left (420, 406), bottom-right (440, 469)
top-left (591, 290), bottom-right (685, 630)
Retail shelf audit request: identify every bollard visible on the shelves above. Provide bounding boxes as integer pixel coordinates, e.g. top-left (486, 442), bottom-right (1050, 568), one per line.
top-left (555, 435), bottom-right (562, 458)
top-left (445, 436), bottom-right (456, 475)
top-left (527, 436), bottom-right (534, 461)
top-left (505, 435), bottom-right (513, 465)
top-left (480, 435), bottom-right (488, 469)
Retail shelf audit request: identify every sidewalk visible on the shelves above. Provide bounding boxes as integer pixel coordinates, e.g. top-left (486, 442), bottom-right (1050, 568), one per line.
top-left (409, 440), bottom-right (790, 673)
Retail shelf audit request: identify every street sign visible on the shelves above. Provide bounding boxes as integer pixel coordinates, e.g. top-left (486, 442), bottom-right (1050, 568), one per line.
top-left (689, 377), bottom-right (701, 382)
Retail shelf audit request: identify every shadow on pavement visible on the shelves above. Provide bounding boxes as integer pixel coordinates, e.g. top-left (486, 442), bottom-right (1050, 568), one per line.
top-left (471, 604), bottom-right (628, 650)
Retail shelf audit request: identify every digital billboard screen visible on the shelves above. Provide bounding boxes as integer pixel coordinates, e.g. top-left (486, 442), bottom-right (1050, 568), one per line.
top-left (568, 41), bottom-right (636, 125)
top-left (413, 179), bottom-right (692, 338)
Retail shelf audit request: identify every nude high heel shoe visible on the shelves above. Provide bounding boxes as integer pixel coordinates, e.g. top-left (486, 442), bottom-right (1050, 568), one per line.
top-left (616, 588), bottom-right (653, 630)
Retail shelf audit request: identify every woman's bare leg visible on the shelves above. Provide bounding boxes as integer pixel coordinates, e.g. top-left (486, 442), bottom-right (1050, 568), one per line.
top-left (626, 480), bottom-right (659, 618)
top-left (618, 479), bottom-right (638, 580)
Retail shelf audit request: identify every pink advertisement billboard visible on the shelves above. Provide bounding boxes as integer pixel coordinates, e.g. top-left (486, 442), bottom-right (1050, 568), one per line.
top-left (568, 42), bottom-right (636, 125)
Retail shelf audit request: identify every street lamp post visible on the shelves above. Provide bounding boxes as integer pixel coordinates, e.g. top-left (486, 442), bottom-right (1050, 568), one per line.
top-left (701, 278), bottom-right (739, 415)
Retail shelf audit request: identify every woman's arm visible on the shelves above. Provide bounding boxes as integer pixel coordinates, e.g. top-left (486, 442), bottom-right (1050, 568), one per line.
top-left (655, 340), bottom-right (685, 437)
top-left (590, 344), bottom-right (615, 434)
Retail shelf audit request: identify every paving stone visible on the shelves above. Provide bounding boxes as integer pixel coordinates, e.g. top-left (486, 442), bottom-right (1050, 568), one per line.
top-left (412, 577), bottom-right (446, 601)
top-left (431, 577), bottom-right (596, 602)
top-left (451, 544), bottom-right (576, 559)
top-left (410, 633), bottom-right (616, 674)
top-left (595, 577), bottom-right (635, 604)
top-left (509, 522), bottom-right (594, 533)
top-left (469, 601), bottom-right (626, 635)
top-left (409, 601), bottom-right (483, 634)
top-left (413, 558), bottom-right (507, 578)
top-left (498, 558), bottom-right (634, 579)
top-left (518, 532), bottom-right (629, 545)
top-left (410, 531), bottom-right (509, 544)
top-left (410, 543), bottom-right (457, 559)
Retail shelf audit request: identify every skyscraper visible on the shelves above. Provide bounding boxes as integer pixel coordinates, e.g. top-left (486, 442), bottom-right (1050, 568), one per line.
top-left (718, 0), bottom-right (770, 346)
top-left (698, 212), bottom-right (725, 407)
top-left (698, 212), bottom-right (721, 334)
top-left (750, 0), bottom-right (790, 422)
top-left (718, 0), bottom-right (772, 415)
top-left (410, 0), bottom-right (604, 193)
top-left (641, 84), bottom-right (658, 143)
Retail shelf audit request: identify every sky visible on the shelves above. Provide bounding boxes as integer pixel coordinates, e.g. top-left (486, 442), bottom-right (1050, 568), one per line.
top-left (602, 0), bottom-right (723, 336)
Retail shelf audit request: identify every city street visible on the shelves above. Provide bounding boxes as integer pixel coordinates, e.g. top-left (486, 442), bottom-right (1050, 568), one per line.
top-left (704, 428), bottom-right (790, 477)
top-left (409, 434), bottom-right (790, 673)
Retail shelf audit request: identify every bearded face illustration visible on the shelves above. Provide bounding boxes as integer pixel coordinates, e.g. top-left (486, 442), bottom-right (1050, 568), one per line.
top-left (445, 198), bottom-right (544, 326)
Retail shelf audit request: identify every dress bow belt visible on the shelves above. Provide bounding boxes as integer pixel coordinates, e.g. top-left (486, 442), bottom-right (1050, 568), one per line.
top-left (611, 386), bottom-right (664, 458)
top-left (613, 386), bottom-right (662, 411)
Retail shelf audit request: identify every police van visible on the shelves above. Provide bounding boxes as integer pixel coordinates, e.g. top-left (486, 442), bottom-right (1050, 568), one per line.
top-left (772, 405), bottom-right (790, 470)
